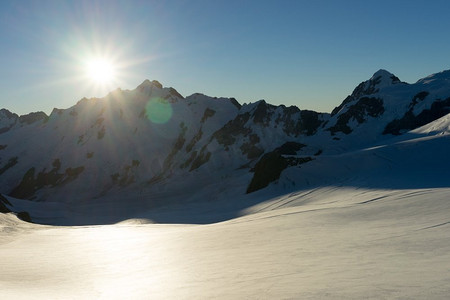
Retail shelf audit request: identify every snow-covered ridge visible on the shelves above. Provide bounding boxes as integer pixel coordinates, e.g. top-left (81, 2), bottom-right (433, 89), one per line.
top-left (1, 69), bottom-right (450, 215)
top-left (0, 109), bottom-right (47, 134)
top-left (1, 70), bottom-right (450, 300)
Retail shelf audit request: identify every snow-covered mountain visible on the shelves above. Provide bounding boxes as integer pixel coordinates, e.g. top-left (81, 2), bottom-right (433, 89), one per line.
top-left (1, 69), bottom-right (450, 223)
top-left (2, 69), bottom-right (450, 299)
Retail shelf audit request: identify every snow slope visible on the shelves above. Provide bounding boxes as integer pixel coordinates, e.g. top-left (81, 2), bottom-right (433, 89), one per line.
top-left (1, 69), bottom-right (450, 298)
top-left (1, 68), bottom-right (450, 223)
top-left (1, 185), bottom-right (450, 299)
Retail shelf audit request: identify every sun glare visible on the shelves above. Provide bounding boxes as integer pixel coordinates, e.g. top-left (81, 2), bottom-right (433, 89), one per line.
top-left (86, 58), bottom-right (116, 84)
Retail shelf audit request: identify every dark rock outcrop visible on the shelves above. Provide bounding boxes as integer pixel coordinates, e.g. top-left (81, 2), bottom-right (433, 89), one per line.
top-left (17, 211), bottom-right (32, 222)
top-left (18, 111), bottom-right (48, 125)
top-left (0, 109), bottom-right (19, 133)
top-left (246, 142), bottom-right (311, 193)
top-left (212, 113), bottom-right (251, 147)
top-left (0, 157), bottom-right (18, 175)
top-left (0, 194), bottom-right (12, 213)
top-left (384, 97), bottom-right (450, 135)
top-left (246, 152), bottom-right (288, 194)
top-left (328, 97), bottom-right (384, 134)
top-left (409, 91), bottom-right (429, 109)
top-left (275, 141), bottom-right (306, 155)
top-left (9, 160), bottom-right (85, 199)
top-left (201, 108), bottom-right (216, 123)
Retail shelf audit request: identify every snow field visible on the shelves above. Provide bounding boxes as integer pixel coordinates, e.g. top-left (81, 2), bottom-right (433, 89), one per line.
top-left (1, 186), bottom-right (450, 299)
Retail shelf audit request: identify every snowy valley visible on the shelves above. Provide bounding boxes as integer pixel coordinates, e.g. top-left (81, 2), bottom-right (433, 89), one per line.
top-left (1, 69), bottom-right (450, 299)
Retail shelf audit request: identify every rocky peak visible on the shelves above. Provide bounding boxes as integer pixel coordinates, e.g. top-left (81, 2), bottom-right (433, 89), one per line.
top-left (0, 109), bottom-right (18, 121)
top-left (136, 79), bottom-right (184, 103)
top-left (0, 109), bottom-right (19, 134)
top-left (351, 69), bottom-right (401, 99)
top-left (151, 80), bottom-right (163, 89)
top-left (229, 97), bottom-right (241, 109)
top-left (370, 69), bottom-right (402, 85)
top-left (136, 79), bottom-right (163, 94)
top-left (332, 69), bottom-right (402, 116)
top-left (18, 111), bottom-right (48, 125)
top-left (250, 100), bottom-right (277, 126)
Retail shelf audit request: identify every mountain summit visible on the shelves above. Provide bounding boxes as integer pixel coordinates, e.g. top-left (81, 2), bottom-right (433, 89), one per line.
top-left (1, 69), bottom-right (450, 224)
top-left (370, 69), bottom-right (402, 85)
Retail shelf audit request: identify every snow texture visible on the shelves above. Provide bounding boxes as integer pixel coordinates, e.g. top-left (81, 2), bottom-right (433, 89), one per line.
top-left (1, 69), bottom-right (450, 299)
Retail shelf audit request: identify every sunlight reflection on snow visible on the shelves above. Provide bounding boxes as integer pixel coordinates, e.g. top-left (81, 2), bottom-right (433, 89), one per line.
top-left (84, 225), bottom-right (184, 298)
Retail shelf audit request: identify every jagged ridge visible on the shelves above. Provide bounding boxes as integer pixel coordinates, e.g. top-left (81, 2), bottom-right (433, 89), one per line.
top-left (1, 69), bottom-right (450, 205)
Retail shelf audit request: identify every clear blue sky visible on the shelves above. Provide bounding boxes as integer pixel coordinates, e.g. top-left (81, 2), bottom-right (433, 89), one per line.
top-left (1, 0), bottom-right (450, 115)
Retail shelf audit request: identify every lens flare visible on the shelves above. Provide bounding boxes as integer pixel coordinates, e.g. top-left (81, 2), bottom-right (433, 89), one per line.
top-left (145, 97), bottom-right (173, 124)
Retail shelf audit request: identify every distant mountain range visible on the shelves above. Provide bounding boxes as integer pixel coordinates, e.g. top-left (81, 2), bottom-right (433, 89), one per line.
top-left (1, 69), bottom-right (450, 223)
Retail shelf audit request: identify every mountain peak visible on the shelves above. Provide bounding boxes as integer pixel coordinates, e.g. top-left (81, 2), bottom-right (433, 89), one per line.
top-left (348, 69), bottom-right (402, 100)
top-left (2, 68), bottom-right (450, 207)
top-left (0, 108), bottom-right (18, 119)
top-left (371, 69), bottom-right (393, 79)
top-left (370, 69), bottom-right (402, 85)
top-left (137, 79), bottom-right (163, 91)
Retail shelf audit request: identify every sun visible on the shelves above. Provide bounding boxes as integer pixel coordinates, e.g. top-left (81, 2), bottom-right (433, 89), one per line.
top-left (85, 58), bottom-right (116, 85)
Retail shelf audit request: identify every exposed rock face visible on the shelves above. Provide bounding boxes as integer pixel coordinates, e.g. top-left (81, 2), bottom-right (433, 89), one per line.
top-left (9, 159), bottom-right (85, 199)
top-left (0, 109), bottom-right (19, 134)
top-left (298, 110), bottom-right (324, 136)
top-left (16, 211), bottom-right (32, 222)
top-left (246, 142), bottom-right (311, 193)
top-left (352, 69), bottom-right (404, 98)
top-left (252, 100), bottom-right (275, 126)
top-left (328, 97), bottom-right (385, 134)
top-left (384, 97), bottom-right (450, 135)
top-left (0, 157), bottom-right (18, 175)
top-left (0, 194), bottom-right (12, 213)
top-left (201, 108), bottom-right (216, 123)
top-left (212, 113), bottom-right (251, 147)
top-left (0, 194), bottom-right (32, 222)
top-left (19, 112), bottom-right (48, 125)
top-left (246, 152), bottom-right (289, 194)
top-left (0, 109), bottom-right (48, 134)
top-left (326, 69), bottom-right (450, 140)
top-left (0, 109), bottom-right (17, 120)
top-left (275, 142), bottom-right (306, 155)
top-left (410, 91), bottom-right (429, 109)
top-left (2, 69), bottom-right (450, 201)
top-left (151, 80), bottom-right (163, 89)
top-left (331, 69), bottom-right (403, 116)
